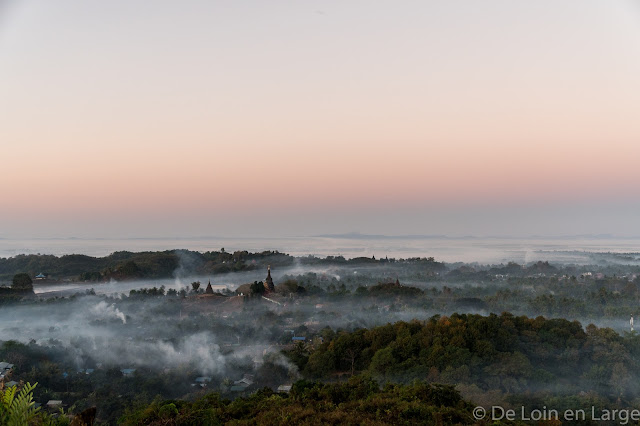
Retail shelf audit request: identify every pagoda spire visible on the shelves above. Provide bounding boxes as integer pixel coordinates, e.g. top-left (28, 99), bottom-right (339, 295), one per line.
top-left (264, 265), bottom-right (274, 292)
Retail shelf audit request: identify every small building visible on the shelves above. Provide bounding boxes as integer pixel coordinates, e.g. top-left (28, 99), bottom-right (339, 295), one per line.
top-left (230, 374), bottom-right (254, 392)
top-left (0, 362), bottom-right (14, 381)
top-left (277, 384), bottom-right (292, 393)
top-left (46, 400), bottom-right (63, 409)
top-left (292, 336), bottom-right (306, 342)
top-left (35, 273), bottom-right (47, 280)
top-left (0, 362), bottom-right (14, 371)
top-left (4, 381), bottom-right (18, 388)
top-left (194, 376), bottom-right (212, 387)
top-left (121, 368), bottom-right (136, 377)
top-left (233, 377), bottom-right (254, 387)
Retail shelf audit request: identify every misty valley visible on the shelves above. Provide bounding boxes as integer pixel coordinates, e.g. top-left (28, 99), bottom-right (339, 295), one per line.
top-left (2, 249), bottom-right (640, 424)
top-left (4, 0), bottom-right (639, 423)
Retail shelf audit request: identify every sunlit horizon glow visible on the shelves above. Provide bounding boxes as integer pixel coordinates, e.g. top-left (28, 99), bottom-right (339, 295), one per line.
top-left (1, 1), bottom-right (640, 238)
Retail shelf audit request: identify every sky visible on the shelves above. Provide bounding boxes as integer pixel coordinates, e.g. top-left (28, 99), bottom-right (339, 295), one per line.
top-left (1, 0), bottom-right (640, 238)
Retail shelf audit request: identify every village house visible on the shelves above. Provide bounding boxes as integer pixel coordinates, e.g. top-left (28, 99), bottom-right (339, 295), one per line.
top-left (0, 361), bottom-right (14, 381)
top-left (194, 376), bottom-right (212, 387)
top-left (277, 384), bottom-right (292, 393)
top-left (120, 368), bottom-right (136, 377)
top-left (230, 373), bottom-right (254, 392)
top-left (45, 400), bottom-right (64, 412)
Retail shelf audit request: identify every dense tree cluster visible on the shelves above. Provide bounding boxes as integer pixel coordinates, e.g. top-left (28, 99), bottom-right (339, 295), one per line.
top-left (11, 273), bottom-right (33, 292)
top-left (289, 313), bottom-right (640, 406)
top-left (0, 250), bottom-right (296, 283)
top-left (120, 377), bottom-right (475, 425)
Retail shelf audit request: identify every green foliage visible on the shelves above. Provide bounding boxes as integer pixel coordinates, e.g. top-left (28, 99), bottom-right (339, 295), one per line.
top-left (11, 273), bottom-right (33, 292)
top-left (0, 382), bottom-right (40, 426)
top-left (78, 271), bottom-right (101, 282)
top-left (276, 279), bottom-right (305, 295)
top-left (120, 378), bottom-right (475, 425)
top-left (158, 402), bottom-right (178, 419)
top-left (118, 261), bottom-right (141, 279)
top-left (0, 249), bottom-right (296, 282)
top-left (250, 281), bottom-right (265, 296)
top-left (290, 313), bottom-right (640, 401)
top-left (366, 282), bottom-right (423, 298)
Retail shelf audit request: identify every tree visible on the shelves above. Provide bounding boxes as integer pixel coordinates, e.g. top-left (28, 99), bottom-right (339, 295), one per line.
top-left (343, 348), bottom-right (359, 376)
top-left (369, 346), bottom-right (395, 375)
top-left (610, 362), bottom-right (631, 397)
top-left (119, 260), bottom-right (140, 278)
top-left (250, 281), bottom-right (265, 296)
top-left (11, 273), bottom-right (33, 292)
top-left (191, 281), bottom-right (201, 292)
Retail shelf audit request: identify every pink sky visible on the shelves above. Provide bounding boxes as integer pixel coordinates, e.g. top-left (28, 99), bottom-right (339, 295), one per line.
top-left (1, 0), bottom-right (640, 237)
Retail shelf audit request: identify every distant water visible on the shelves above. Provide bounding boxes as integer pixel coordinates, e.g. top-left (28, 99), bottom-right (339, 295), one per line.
top-left (32, 276), bottom-right (228, 296)
top-left (2, 236), bottom-right (640, 265)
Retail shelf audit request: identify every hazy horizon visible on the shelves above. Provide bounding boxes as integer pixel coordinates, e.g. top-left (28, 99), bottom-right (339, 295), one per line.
top-left (4, 231), bottom-right (640, 240)
top-left (2, 234), bottom-right (640, 266)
